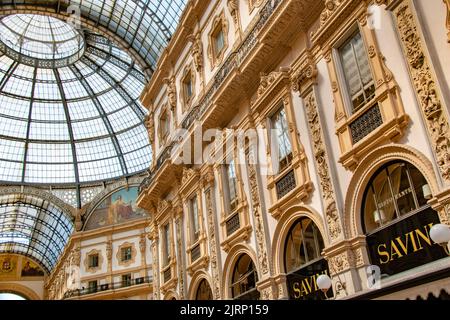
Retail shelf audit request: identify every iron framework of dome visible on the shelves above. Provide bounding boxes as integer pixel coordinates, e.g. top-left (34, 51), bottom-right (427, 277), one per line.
top-left (0, 0), bottom-right (188, 78)
top-left (0, 13), bottom-right (155, 189)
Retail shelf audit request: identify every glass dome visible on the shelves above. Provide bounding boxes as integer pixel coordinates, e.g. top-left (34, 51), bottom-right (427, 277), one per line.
top-left (0, 14), bottom-right (85, 64)
top-left (0, 14), bottom-right (152, 186)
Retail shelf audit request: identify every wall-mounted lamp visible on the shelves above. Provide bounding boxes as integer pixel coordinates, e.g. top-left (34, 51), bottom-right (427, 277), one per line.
top-left (430, 223), bottom-right (450, 254)
top-left (316, 274), bottom-right (347, 300)
top-left (422, 184), bottom-right (432, 200)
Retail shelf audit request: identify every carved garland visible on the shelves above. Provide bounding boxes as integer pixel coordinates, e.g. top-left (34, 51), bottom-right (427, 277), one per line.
top-left (176, 217), bottom-right (185, 299)
top-left (246, 150), bottom-right (269, 275)
top-left (393, 2), bottom-right (450, 183)
top-left (204, 171), bottom-right (220, 299)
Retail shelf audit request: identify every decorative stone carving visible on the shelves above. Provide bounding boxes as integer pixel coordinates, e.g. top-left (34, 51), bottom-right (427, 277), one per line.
top-left (445, 0), bottom-right (450, 42)
top-left (144, 112), bottom-right (155, 145)
top-left (204, 186), bottom-right (221, 299)
top-left (257, 71), bottom-right (282, 99)
top-left (328, 252), bottom-right (350, 275)
top-left (181, 167), bottom-right (198, 186)
top-left (326, 202), bottom-right (342, 241)
top-left (190, 32), bottom-right (203, 73)
top-left (320, 0), bottom-right (342, 27)
top-left (393, 3), bottom-right (450, 182)
top-left (164, 76), bottom-right (177, 112)
top-left (294, 82), bottom-right (344, 242)
top-left (106, 240), bottom-right (112, 262)
top-left (246, 150), bottom-right (269, 275)
top-left (139, 233), bottom-right (146, 254)
top-left (227, 0), bottom-right (239, 28)
top-left (176, 218), bottom-right (184, 299)
top-left (151, 240), bottom-right (160, 299)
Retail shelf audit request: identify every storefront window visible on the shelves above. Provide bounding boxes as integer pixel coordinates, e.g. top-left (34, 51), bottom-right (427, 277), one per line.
top-left (284, 218), bottom-right (325, 274)
top-left (195, 279), bottom-right (213, 300)
top-left (362, 161), bottom-right (430, 233)
top-left (230, 254), bottom-right (259, 300)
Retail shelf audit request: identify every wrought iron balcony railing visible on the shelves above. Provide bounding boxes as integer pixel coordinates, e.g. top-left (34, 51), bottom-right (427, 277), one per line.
top-left (140, 0), bottom-right (283, 196)
top-left (63, 276), bottom-right (152, 299)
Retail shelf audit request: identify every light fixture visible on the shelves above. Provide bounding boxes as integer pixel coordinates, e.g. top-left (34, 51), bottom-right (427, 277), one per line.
top-left (422, 184), bottom-right (432, 200)
top-left (316, 274), bottom-right (347, 300)
top-left (373, 209), bottom-right (386, 224)
top-left (430, 224), bottom-right (450, 247)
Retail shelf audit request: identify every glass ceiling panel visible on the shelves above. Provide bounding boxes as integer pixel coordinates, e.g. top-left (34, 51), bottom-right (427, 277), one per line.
top-left (0, 194), bottom-right (74, 272)
top-left (0, 13), bottom-right (152, 186)
top-left (0, 0), bottom-right (188, 77)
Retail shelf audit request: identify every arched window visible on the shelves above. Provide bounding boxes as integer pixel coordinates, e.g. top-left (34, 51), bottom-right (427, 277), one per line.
top-left (284, 218), bottom-right (325, 274)
top-left (362, 161), bottom-right (431, 233)
top-left (195, 279), bottom-right (213, 300)
top-left (230, 254), bottom-right (259, 300)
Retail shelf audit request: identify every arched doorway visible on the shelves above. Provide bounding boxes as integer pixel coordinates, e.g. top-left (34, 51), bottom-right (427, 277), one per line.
top-left (284, 217), bottom-right (331, 300)
top-left (362, 160), bottom-right (448, 277)
top-left (195, 279), bottom-right (213, 300)
top-left (230, 254), bottom-right (259, 300)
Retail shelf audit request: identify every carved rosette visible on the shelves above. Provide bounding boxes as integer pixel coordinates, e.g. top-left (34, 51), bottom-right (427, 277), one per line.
top-left (246, 150), bottom-right (269, 275)
top-left (176, 218), bottom-right (184, 299)
top-left (393, 3), bottom-right (450, 183)
top-left (204, 185), bottom-right (221, 299)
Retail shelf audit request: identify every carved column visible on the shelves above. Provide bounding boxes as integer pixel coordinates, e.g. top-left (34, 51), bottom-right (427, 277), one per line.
top-left (227, 0), bottom-right (242, 40)
top-left (380, 0), bottom-right (450, 225)
top-left (174, 204), bottom-right (185, 300)
top-left (245, 146), bottom-right (278, 299)
top-left (202, 166), bottom-right (222, 299)
top-left (139, 233), bottom-right (147, 278)
top-left (292, 57), bottom-right (361, 298)
top-left (148, 221), bottom-right (160, 299)
top-left (106, 238), bottom-right (113, 283)
top-left (189, 32), bottom-right (205, 89)
top-left (292, 59), bottom-right (344, 244)
top-left (387, 0), bottom-right (450, 186)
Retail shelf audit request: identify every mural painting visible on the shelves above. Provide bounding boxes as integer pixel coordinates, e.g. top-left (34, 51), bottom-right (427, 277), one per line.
top-left (0, 255), bottom-right (17, 279)
top-left (21, 259), bottom-right (44, 277)
top-left (85, 187), bottom-right (148, 231)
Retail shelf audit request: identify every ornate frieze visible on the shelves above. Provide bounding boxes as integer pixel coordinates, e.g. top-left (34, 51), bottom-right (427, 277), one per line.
top-left (391, 1), bottom-right (450, 183)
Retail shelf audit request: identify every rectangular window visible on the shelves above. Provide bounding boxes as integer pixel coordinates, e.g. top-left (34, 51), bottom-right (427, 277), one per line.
top-left (271, 106), bottom-right (293, 172)
top-left (214, 27), bottom-right (225, 56)
top-left (88, 254), bottom-right (99, 268)
top-left (121, 274), bottom-right (132, 287)
top-left (121, 247), bottom-right (132, 262)
top-left (190, 196), bottom-right (200, 242)
top-left (88, 280), bottom-right (97, 293)
top-left (183, 71), bottom-right (193, 101)
top-left (160, 111), bottom-right (169, 140)
top-left (224, 159), bottom-right (238, 212)
top-left (163, 223), bottom-right (171, 266)
top-left (339, 30), bottom-right (375, 112)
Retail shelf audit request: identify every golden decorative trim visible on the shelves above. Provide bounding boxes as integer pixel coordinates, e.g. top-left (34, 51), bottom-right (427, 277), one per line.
top-left (392, 1), bottom-right (450, 182)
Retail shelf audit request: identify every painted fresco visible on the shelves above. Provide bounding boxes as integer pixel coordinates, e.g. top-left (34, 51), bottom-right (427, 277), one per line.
top-left (84, 187), bottom-right (148, 231)
top-left (21, 258), bottom-right (44, 277)
top-left (0, 255), bottom-right (17, 279)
